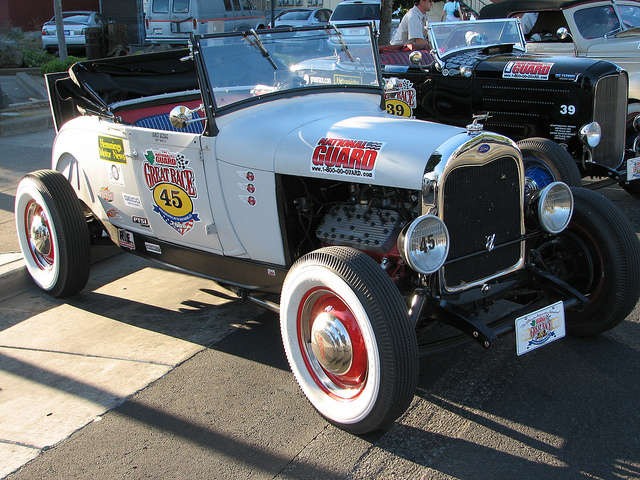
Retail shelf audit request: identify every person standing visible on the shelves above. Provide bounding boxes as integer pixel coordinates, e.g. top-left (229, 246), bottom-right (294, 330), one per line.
top-left (391, 0), bottom-right (433, 47)
top-left (441, 0), bottom-right (463, 22)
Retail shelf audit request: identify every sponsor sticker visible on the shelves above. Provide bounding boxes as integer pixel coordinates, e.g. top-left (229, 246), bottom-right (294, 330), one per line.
top-left (145, 242), bottom-right (162, 254)
top-left (143, 148), bottom-right (200, 235)
top-left (132, 216), bottom-right (150, 227)
top-left (238, 183), bottom-right (256, 193)
top-left (515, 301), bottom-right (565, 355)
top-left (239, 195), bottom-right (256, 206)
top-left (237, 171), bottom-right (255, 182)
top-left (108, 163), bottom-right (125, 187)
top-left (98, 136), bottom-right (127, 163)
top-left (118, 228), bottom-right (135, 250)
top-left (334, 75), bottom-right (362, 85)
top-left (99, 187), bottom-right (114, 202)
top-left (123, 193), bottom-right (143, 210)
top-left (311, 137), bottom-right (384, 179)
top-left (106, 208), bottom-right (123, 222)
top-left (385, 78), bottom-right (416, 117)
top-left (503, 61), bottom-right (554, 80)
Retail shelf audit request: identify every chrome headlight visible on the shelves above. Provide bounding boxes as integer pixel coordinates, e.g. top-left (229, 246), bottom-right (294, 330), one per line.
top-left (537, 182), bottom-right (573, 234)
top-left (397, 215), bottom-right (449, 274)
top-left (579, 122), bottom-right (601, 148)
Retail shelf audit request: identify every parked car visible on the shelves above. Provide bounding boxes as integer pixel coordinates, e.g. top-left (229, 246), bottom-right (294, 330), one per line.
top-left (41, 11), bottom-right (110, 54)
top-left (479, 0), bottom-right (640, 147)
top-left (24, 23), bottom-right (640, 434)
top-left (144, 0), bottom-right (265, 45)
top-left (379, 18), bottom-right (640, 196)
top-left (329, 0), bottom-right (399, 44)
top-left (267, 8), bottom-right (333, 53)
top-left (263, 8), bottom-right (285, 27)
top-left (268, 7), bottom-right (332, 28)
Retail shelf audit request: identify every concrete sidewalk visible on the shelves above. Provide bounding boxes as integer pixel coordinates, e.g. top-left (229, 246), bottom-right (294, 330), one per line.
top-left (0, 68), bottom-right (53, 137)
top-left (0, 248), bottom-right (264, 479)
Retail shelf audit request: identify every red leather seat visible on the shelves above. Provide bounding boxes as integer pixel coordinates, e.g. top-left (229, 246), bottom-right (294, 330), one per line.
top-left (379, 49), bottom-right (433, 66)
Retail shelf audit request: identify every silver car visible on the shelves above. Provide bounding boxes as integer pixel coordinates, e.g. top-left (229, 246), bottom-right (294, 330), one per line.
top-left (41, 11), bottom-right (109, 54)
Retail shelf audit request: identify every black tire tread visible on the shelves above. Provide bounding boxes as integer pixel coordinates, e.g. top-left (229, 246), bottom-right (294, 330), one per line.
top-left (290, 246), bottom-right (419, 434)
top-left (518, 137), bottom-right (583, 187)
top-left (24, 170), bottom-right (91, 297)
top-left (566, 187), bottom-right (640, 335)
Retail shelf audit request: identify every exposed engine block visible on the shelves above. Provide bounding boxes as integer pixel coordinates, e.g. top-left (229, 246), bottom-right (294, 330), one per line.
top-left (316, 204), bottom-right (403, 253)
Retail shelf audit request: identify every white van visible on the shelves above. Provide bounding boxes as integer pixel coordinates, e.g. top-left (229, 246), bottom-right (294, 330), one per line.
top-left (145, 0), bottom-right (266, 44)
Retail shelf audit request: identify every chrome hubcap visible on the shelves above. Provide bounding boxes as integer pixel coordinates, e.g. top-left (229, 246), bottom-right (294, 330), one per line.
top-left (310, 311), bottom-right (353, 375)
top-left (30, 215), bottom-right (51, 258)
top-left (25, 202), bottom-right (53, 269)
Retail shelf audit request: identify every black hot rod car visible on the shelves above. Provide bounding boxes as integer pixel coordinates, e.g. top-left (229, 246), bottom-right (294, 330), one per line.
top-left (16, 24), bottom-right (640, 434)
top-left (380, 18), bottom-right (640, 196)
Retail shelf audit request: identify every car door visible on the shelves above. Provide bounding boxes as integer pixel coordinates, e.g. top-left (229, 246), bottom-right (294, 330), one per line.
top-left (126, 126), bottom-right (224, 253)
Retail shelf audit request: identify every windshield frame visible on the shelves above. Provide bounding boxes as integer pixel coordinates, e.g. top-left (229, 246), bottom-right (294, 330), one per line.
top-left (428, 18), bottom-right (527, 59)
top-left (192, 23), bottom-right (384, 120)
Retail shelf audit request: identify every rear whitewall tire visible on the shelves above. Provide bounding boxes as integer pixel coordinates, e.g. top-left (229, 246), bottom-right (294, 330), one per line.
top-left (15, 170), bottom-right (91, 297)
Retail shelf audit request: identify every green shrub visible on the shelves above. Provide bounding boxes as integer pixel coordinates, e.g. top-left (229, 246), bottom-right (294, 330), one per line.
top-left (23, 49), bottom-right (56, 68)
top-left (40, 56), bottom-right (86, 75)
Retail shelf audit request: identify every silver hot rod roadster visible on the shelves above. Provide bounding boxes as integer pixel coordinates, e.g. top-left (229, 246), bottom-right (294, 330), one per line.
top-left (16, 24), bottom-right (640, 434)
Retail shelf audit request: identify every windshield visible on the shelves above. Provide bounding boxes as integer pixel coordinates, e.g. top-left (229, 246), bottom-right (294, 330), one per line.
top-left (429, 19), bottom-right (525, 57)
top-left (331, 4), bottom-right (380, 21)
top-left (196, 25), bottom-right (381, 110)
top-left (574, 5), bottom-right (621, 38)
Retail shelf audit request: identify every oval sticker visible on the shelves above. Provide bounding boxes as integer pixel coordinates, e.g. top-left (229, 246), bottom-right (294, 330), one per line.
top-left (386, 99), bottom-right (412, 117)
top-left (152, 183), bottom-right (193, 220)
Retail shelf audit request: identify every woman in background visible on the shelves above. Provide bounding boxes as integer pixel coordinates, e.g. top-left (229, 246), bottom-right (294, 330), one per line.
top-left (441, 0), bottom-right (463, 21)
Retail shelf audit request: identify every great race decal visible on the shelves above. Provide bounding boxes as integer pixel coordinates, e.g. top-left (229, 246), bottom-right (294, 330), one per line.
top-left (143, 148), bottom-right (200, 236)
top-left (503, 61), bottom-right (554, 80)
top-left (311, 138), bottom-right (384, 179)
top-left (385, 78), bottom-right (416, 117)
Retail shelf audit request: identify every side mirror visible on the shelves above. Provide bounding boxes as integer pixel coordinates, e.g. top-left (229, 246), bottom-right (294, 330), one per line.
top-left (557, 27), bottom-right (570, 40)
top-left (409, 51), bottom-right (423, 65)
top-left (169, 105), bottom-right (204, 129)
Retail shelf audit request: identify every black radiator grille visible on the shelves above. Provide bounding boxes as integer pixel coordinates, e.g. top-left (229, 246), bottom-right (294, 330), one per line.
top-left (592, 74), bottom-right (627, 169)
top-left (442, 157), bottom-right (522, 289)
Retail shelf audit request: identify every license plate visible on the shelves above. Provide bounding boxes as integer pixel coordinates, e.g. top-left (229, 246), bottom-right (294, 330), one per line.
top-left (345, 28), bottom-right (366, 35)
top-left (627, 156), bottom-right (640, 181)
top-left (515, 301), bottom-right (565, 356)
top-left (64, 30), bottom-right (71, 36)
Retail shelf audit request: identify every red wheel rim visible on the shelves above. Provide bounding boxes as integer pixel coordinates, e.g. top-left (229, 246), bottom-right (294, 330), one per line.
top-left (297, 287), bottom-right (368, 400)
top-left (24, 200), bottom-right (54, 270)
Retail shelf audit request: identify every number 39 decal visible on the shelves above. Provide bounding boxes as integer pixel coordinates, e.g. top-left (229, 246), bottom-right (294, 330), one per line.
top-left (560, 105), bottom-right (576, 115)
top-left (386, 99), bottom-right (412, 117)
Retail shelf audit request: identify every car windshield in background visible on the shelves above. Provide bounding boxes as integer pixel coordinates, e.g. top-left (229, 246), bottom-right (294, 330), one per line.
top-left (278, 10), bottom-right (314, 21)
top-left (429, 18), bottom-right (525, 57)
top-left (196, 25), bottom-right (381, 109)
top-left (574, 5), bottom-right (622, 38)
top-left (330, 3), bottom-right (380, 21)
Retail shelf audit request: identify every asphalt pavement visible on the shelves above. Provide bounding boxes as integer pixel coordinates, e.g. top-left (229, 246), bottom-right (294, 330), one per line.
top-left (0, 78), bottom-right (639, 479)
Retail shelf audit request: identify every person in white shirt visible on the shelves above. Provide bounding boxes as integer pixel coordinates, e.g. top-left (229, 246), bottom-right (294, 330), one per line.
top-left (391, 0), bottom-right (432, 47)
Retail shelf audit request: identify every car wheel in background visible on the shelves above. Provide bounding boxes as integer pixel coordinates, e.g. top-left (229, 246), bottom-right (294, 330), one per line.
top-left (518, 137), bottom-right (583, 194)
top-left (532, 187), bottom-right (640, 336)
